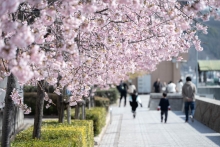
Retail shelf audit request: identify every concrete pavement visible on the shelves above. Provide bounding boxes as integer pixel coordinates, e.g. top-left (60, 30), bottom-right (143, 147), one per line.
top-left (99, 95), bottom-right (220, 147)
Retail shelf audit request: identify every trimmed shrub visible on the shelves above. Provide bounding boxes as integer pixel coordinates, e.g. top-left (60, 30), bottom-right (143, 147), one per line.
top-left (42, 120), bottom-right (94, 147)
top-left (94, 96), bottom-right (110, 107)
top-left (13, 129), bottom-right (85, 147)
top-left (12, 120), bottom-right (94, 147)
top-left (94, 96), bottom-right (110, 111)
top-left (69, 97), bottom-right (109, 119)
top-left (86, 107), bottom-right (106, 136)
top-left (95, 88), bottom-right (119, 104)
top-left (12, 139), bottom-right (77, 147)
top-left (70, 120), bottom-right (94, 147)
top-left (23, 86), bottom-right (37, 92)
top-left (24, 92), bottom-right (58, 115)
top-left (23, 85), bottom-right (55, 93)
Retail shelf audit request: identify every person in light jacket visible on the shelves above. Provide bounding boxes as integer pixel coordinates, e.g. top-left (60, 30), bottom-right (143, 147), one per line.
top-left (182, 76), bottom-right (196, 123)
top-left (176, 79), bottom-right (183, 93)
top-left (128, 82), bottom-right (136, 95)
top-left (167, 81), bottom-right (176, 93)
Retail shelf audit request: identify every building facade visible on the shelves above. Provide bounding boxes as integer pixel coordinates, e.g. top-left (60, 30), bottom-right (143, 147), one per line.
top-left (131, 54), bottom-right (188, 94)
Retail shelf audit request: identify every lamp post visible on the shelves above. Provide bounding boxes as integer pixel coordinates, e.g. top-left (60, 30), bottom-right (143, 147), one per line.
top-left (195, 29), bottom-right (199, 89)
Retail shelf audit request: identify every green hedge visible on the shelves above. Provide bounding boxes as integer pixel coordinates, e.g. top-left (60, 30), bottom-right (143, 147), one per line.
top-left (12, 120), bottom-right (94, 147)
top-left (86, 107), bottom-right (106, 136)
top-left (12, 139), bottom-right (78, 147)
top-left (23, 85), bottom-right (55, 93)
top-left (95, 88), bottom-right (119, 104)
top-left (70, 107), bottom-right (106, 136)
top-left (24, 92), bottom-right (58, 115)
top-left (23, 86), bottom-right (37, 92)
top-left (68, 120), bottom-right (94, 147)
top-left (94, 96), bottom-right (110, 111)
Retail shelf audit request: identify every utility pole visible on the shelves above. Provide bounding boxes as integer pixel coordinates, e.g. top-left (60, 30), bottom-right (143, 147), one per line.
top-left (195, 30), bottom-right (199, 89)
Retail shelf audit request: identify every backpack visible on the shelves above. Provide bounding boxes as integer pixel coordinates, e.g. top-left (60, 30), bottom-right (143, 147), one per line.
top-left (131, 94), bottom-right (137, 102)
top-left (116, 85), bottom-right (122, 92)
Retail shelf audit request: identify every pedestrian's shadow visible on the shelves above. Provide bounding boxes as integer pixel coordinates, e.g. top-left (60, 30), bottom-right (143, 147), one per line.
top-left (172, 111), bottom-right (220, 146)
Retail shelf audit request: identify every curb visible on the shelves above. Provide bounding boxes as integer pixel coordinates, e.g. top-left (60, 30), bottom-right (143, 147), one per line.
top-left (94, 109), bottom-right (111, 147)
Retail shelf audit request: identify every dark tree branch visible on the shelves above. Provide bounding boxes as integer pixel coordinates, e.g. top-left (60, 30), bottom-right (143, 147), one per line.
top-left (95, 8), bottom-right (108, 14)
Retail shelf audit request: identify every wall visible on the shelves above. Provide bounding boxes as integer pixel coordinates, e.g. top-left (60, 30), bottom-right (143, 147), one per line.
top-left (150, 53), bottom-right (188, 92)
top-left (137, 75), bottom-right (151, 94)
top-left (194, 97), bottom-right (220, 133)
top-left (131, 53), bottom-right (188, 93)
top-left (151, 61), bottom-right (174, 88)
top-left (198, 87), bottom-right (220, 100)
top-left (149, 93), bottom-right (184, 111)
top-left (0, 77), bottom-right (24, 140)
top-left (132, 61), bottom-right (178, 93)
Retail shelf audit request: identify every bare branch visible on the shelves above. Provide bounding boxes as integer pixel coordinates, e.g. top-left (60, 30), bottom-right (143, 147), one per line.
top-left (95, 8), bottom-right (108, 14)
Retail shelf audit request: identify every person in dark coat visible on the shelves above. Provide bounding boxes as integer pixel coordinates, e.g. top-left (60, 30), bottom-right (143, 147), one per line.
top-left (129, 90), bottom-right (142, 118)
top-left (153, 78), bottom-right (162, 93)
top-left (119, 82), bottom-right (128, 107)
top-left (116, 81), bottom-right (123, 93)
top-left (158, 92), bottom-right (171, 123)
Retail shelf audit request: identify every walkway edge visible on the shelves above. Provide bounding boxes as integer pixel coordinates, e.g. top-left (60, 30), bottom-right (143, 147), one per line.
top-left (94, 111), bottom-right (110, 147)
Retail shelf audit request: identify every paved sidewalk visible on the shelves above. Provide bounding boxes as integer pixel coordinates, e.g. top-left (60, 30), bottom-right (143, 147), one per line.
top-left (99, 95), bottom-right (220, 147)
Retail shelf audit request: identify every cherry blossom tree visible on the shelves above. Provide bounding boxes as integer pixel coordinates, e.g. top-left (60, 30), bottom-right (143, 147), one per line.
top-left (0, 0), bottom-right (220, 146)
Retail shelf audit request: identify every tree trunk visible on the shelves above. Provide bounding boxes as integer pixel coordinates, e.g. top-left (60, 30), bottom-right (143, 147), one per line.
top-left (87, 86), bottom-right (93, 109)
top-left (56, 75), bottom-right (64, 123)
top-left (91, 96), bottom-right (95, 107)
top-left (63, 86), bottom-right (71, 124)
top-left (86, 97), bottom-right (91, 109)
top-left (57, 95), bottom-right (64, 123)
top-left (66, 89), bottom-right (71, 124)
top-left (81, 103), bottom-right (85, 120)
top-left (1, 73), bottom-right (16, 147)
top-left (74, 104), bottom-right (80, 119)
top-left (67, 103), bottom-right (71, 124)
top-left (33, 80), bottom-right (45, 139)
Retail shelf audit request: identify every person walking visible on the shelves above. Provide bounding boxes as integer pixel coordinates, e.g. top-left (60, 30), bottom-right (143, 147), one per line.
top-left (176, 79), bottom-right (183, 93)
top-left (153, 78), bottom-right (162, 93)
top-left (128, 82), bottom-right (136, 95)
top-left (157, 92), bottom-right (171, 123)
top-left (119, 82), bottom-right (128, 107)
top-left (129, 90), bottom-right (142, 118)
top-left (116, 81), bottom-right (123, 93)
top-left (182, 76), bottom-right (197, 123)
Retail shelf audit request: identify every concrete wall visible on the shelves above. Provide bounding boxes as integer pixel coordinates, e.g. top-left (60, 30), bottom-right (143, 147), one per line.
top-left (194, 97), bottom-right (220, 133)
top-left (0, 77), bottom-right (24, 140)
top-left (198, 87), bottom-right (220, 100)
top-left (149, 93), bottom-right (184, 111)
top-left (149, 93), bottom-right (220, 133)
